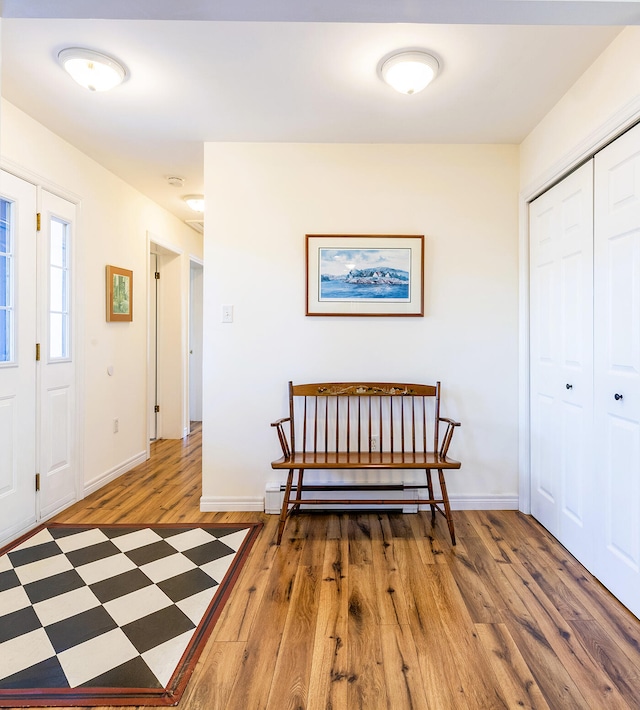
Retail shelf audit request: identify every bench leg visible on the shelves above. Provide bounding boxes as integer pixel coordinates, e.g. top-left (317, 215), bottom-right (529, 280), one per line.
top-left (425, 469), bottom-right (436, 523)
top-left (437, 468), bottom-right (456, 546)
top-left (293, 468), bottom-right (305, 509)
top-left (276, 469), bottom-right (295, 545)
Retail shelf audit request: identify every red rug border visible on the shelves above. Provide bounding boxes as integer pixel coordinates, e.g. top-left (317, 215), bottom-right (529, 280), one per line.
top-left (0, 521), bottom-right (263, 707)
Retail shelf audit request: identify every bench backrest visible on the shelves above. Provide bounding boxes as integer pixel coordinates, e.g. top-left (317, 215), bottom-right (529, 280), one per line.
top-left (287, 381), bottom-right (441, 455)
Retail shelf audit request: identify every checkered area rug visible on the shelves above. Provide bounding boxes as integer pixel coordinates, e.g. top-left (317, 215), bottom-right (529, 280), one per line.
top-left (0, 522), bottom-right (261, 707)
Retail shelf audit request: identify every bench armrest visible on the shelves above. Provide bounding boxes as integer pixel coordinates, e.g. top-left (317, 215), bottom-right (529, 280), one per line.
top-left (271, 417), bottom-right (292, 459)
top-left (438, 417), bottom-right (461, 458)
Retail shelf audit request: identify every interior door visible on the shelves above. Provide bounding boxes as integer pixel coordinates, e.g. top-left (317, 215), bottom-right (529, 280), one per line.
top-left (149, 252), bottom-right (158, 441)
top-left (189, 261), bottom-right (203, 424)
top-left (38, 190), bottom-right (77, 518)
top-left (594, 123), bottom-right (640, 618)
top-left (529, 161), bottom-right (595, 568)
top-left (0, 170), bottom-right (37, 544)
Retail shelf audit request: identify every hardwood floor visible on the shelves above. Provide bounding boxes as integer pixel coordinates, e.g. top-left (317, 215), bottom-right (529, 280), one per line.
top-left (15, 423), bottom-right (640, 709)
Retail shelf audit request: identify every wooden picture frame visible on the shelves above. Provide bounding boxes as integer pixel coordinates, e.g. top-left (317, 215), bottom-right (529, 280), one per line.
top-left (306, 234), bottom-right (424, 316)
top-left (106, 265), bottom-right (133, 322)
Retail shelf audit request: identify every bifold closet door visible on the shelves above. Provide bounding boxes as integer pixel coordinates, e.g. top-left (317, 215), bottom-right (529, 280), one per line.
top-left (594, 123), bottom-right (640, 619)
top-left (529, 161), bottom-right (595, 569)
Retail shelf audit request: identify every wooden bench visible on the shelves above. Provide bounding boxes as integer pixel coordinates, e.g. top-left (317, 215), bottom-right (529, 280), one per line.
top-left (271, 381), bottom-right (461, 545)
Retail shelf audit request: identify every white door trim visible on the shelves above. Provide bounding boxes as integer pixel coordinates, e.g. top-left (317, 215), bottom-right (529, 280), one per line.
top-left (147, 232), bottom-right (186, 453)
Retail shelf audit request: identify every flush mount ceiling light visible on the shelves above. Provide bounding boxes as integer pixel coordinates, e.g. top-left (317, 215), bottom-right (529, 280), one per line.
top-left (183, 195), bottom-right (205, 213)
top-left (58, 47), bottom-right (127, 92)
top-left (379, 50), bottom-right (440, 95)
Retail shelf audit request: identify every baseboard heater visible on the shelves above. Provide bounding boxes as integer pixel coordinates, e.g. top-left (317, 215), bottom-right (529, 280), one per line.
top-left (265, 481), bottom-right (426, 515)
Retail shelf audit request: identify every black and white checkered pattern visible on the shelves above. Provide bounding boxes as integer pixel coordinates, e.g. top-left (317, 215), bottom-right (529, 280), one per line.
top-left (0, 525), bottom-right (250, 692)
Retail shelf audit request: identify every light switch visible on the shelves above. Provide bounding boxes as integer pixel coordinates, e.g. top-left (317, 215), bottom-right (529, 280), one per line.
top-left (222, 305), bottom-right (234, 323)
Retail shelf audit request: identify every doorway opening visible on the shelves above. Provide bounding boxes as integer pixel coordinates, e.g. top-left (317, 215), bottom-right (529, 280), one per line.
top-left (148, 239), bottom-right (186, 448)
top-left (189, 259), bottom-right (203, 431)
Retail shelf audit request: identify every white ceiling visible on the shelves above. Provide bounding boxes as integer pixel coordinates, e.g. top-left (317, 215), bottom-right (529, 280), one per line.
top-left (0, 1), bottom-right (635, 224)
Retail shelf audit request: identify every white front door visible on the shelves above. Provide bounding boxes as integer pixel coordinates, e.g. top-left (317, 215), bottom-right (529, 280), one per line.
top-left (594, 124), bottom-right (640, 618)
top-left (38, 190), bottom-right (77, 518)
top-left (0, 173), bottom-right (78, 545)
top-left (529, 161), bottom-right (595, 568)
top-left (0, 170), bottom-right (38, 542)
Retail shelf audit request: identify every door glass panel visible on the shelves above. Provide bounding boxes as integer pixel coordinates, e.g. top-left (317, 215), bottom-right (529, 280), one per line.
top-left (50, 267), bottom-right (64, 312)
top-left (49, 217), bottom-right (70, 360)
top-left (50, 221), bottom-right (65, 267)
top-left (0, 199), bottom-right (13, 363)
top-left (49, 313), bottom-right (64, 359)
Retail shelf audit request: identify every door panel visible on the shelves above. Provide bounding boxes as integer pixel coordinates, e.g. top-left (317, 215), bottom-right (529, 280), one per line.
top-left (0, 170), bottom-right (37, 544)
top-left (0, 399), bottom-right (16, 495)
top-left (606, 415), bottom-right (639, 565)
top-left (561, 401), bottom-right (585, 524)
top-left (608, 232), bottom-right (640, 372)
top-left (534, 393), bottom-right (556, 504)
top-left (47, 386), bottom-right (71, 471)
top-left (594, 124), bottom-right (640, 618)
top-left (529, 161), bottom-right (594, 567)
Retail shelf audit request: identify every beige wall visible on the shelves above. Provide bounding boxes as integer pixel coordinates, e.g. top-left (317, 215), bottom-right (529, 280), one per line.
top-left (202, 142), bottom-right (520, 509)
top-left (1, 99), bottom-right (203, 492)
top-left (520, 26), bottom-right (640, 192)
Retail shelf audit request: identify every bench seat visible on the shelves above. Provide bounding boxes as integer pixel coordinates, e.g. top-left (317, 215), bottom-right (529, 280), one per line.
top-left (270, 381), bottom-right (461, 545)
top-left (272, 451), bottom-right (461, 469)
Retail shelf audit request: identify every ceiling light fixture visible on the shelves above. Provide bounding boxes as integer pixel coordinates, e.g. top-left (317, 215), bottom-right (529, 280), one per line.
top-left (183, 195), bottom-right (205, 213)
top-left (58, 47), bottom-right (127, 92)
top-left (379, 51), bottom-right (440, 95)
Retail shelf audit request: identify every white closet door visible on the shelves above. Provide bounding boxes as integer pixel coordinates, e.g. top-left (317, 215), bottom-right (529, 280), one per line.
top-left (594, 123), bottom-right (640, 618)
top-left (529, 161), bottom-right (595, 568)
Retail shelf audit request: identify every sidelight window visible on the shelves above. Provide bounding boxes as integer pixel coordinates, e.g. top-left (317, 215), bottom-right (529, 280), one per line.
top-left (0, 199), bottom-right (14, 363)
top-left (49, 217), bottom-right (70, 360)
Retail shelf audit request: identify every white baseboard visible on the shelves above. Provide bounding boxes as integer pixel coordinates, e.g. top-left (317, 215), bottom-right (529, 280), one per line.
top-left (445, 494), bottom-right (519, 511)
top-left (200, 496), bottom-right (265, 512)
top-left (264, 482), bottom-right (518, 514)
top-left (84, 450), bottom-right (148, 497)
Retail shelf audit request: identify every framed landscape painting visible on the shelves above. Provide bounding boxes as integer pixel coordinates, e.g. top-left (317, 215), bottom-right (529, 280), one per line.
top-left (106, 265), bottom-right (133, 322)
top-left (306, 234), bottom-right (424, 316)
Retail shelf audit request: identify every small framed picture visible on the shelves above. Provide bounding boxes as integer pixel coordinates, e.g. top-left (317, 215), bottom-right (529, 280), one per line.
top-left (106, 265), bottom-right (133, 322)
top-left (306, 234), bottom-right (424, 316)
